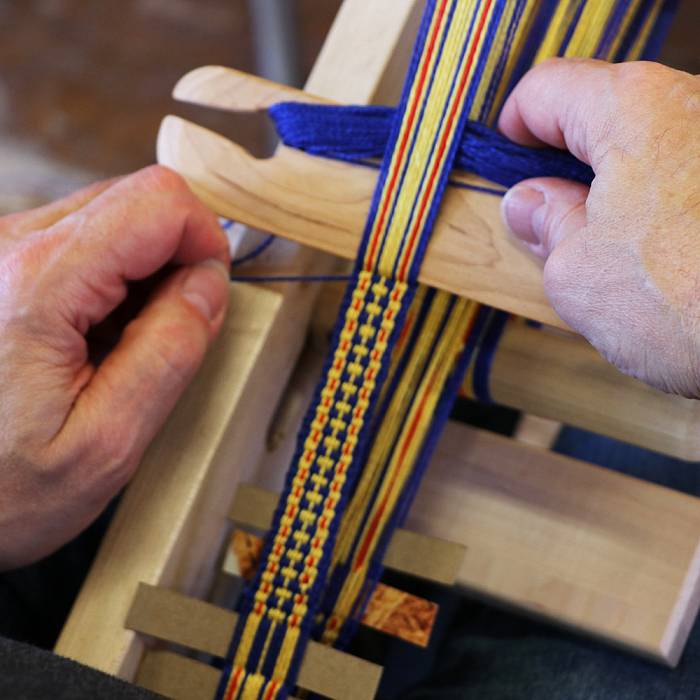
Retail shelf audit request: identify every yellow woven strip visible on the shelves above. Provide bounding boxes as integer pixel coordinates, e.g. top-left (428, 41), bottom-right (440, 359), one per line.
top-left (331, 291), bottom-right (454, 569)
top-left (323, 298), bottom-right (478, 644)
top-left (605, 2), bottom-right (644, 60)
top-left (361, 5), bottom-right (448, 270)
top-left (482, 1), bottom-right (541, 124)
top-left (534, 0), bottom-right (581, 63)
top-left (377, 0), bottom-right (496, 277)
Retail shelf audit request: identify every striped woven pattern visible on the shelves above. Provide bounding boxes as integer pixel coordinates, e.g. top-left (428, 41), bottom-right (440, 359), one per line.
top-left (217, 2), bottom-right (676, 699)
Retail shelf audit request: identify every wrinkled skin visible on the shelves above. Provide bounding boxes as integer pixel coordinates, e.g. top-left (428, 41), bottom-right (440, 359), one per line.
top-left (500, 58), bottom-right (700, 397)
top-left (1, 58), bottom-right (699, 571)
top-left (0, 165), bottom-right (229, 569)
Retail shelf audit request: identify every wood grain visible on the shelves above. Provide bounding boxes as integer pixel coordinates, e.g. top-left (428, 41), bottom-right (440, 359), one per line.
top-left (409, 421), bottom-right (700, 666)
top-left (491, 322), bottom-right (700, 460)
top-left (159, 65), bottom-right (561, 327)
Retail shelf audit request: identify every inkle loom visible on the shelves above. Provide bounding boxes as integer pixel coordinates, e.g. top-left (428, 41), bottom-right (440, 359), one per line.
top-left (216, 1), bottom-right (677, 699)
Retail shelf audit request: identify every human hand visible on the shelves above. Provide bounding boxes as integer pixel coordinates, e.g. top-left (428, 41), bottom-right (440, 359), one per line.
top-left (0, 165), bottom-right (230, 569)
top-left (500, 58), bottom-right (700, 397)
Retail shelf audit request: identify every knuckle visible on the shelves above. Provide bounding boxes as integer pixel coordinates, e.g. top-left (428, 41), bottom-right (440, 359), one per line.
top-left (542, 246), bottom-right (575, 302)
top-left (137, 164), bottom-right (191, 196)
top-left (87, 421), bottom-right (141, 491)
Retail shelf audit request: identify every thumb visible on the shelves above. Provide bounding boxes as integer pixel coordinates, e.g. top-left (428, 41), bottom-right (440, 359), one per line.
top-left (501, 177), bottom-right (589, 258)
top-left (57, 258), bottom-right (230, 490)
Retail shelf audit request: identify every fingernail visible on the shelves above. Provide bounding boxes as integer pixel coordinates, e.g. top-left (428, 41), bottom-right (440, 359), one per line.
top-left (182, 259), bottom-right (230, 322)
top-left (501, 185), bottom-right (545, 245)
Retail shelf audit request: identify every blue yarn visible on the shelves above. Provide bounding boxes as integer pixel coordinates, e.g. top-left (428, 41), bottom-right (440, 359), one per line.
top-left (230, 233), bottom-right (275, 266)
top-left (472, 309), bottom-right (510, 403)
top-left (269, 102), bottom-right (594, 189)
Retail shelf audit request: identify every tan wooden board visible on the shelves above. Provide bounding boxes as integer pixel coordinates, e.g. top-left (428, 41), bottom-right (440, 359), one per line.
top-left (491, 322), bottom-right (700, 460)
top-left (408, 421), bottom-right (700, 666)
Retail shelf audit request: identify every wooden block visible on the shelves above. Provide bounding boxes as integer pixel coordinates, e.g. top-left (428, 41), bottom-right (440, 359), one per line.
top-left (127, 584), bottom-right (383, 700)
top-left (126, 584), bottom-right (235, 659)
top-left (407, 421), bottom-right (700, 666)
top-left (230, 484), bottom-right (464, 586)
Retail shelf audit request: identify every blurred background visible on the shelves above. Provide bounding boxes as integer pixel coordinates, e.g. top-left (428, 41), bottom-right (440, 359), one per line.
top-left (0, 0), bottom-right (341, 212)
top-left (0, 0), bottom-right (700, 213)
top-left (0, 0), bottom-right (696, 218)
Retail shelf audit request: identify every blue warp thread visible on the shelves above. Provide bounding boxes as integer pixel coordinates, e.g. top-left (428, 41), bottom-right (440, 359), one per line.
top-left (269, 102), bottom-right (594, 189)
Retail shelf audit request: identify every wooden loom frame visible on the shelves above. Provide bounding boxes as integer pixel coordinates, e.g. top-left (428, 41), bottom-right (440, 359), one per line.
top-left (56, 2), bottom-right (700, 697)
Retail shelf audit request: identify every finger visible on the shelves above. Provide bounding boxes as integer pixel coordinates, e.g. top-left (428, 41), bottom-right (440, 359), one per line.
top-left (65, 164), bottom-right (228, 272)
top-left (47, 165), bottom-right (229, 330)
top-left (498, 58), bottom-right (618, 168)
top-left (57, 258), bottom-right (231, 490)
top-left (501, 177), bottom-right (589, 258)
top-left (0, 177), bottom-right (121, 237)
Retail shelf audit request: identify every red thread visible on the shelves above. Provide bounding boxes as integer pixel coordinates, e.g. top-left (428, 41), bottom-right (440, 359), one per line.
top-left (399, 1), bottom-right (493, 280)
top-left (365, 0), bottom-right (449, 270)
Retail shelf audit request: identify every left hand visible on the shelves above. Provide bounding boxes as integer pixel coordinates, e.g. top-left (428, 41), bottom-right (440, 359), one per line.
top-left (0, 165), bottom-right (230, 569)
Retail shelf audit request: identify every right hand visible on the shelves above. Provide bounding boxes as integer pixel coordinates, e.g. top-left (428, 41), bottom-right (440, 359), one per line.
top-left (499, 58), bottom-right (700, 397)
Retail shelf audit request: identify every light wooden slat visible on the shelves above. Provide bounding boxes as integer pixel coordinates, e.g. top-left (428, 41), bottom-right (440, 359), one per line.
top-left (229, 484), bottom-right (465, 586)
top-left (57, 0), bottom-right (425, 680)
top-left (408, 421), bottom-right (700, 666)
top-left (490, 322), bottom-right (700, 460)
top-left (127, 584), bottom-right (383, 700)
top-left (136, 651), bottom-right (304, 700)
top-left (158, 111), bottom-right (559, 328)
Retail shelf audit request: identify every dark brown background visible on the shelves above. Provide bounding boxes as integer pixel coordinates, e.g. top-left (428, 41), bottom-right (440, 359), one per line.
top-left (0, 0), bottom-right (696, 210)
